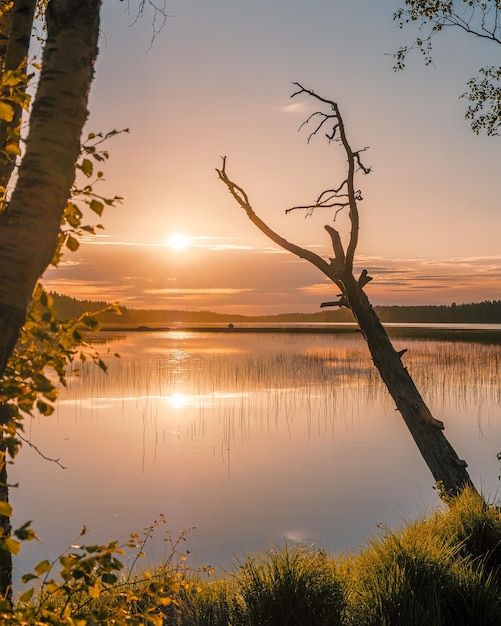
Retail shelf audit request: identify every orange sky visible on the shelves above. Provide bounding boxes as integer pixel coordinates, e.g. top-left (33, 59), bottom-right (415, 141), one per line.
top-left (42, 0), bottom-right (501, 314)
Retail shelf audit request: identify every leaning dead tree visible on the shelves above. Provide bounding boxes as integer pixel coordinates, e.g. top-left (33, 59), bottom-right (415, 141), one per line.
top-left (217, 83), bottom-right (476, 498)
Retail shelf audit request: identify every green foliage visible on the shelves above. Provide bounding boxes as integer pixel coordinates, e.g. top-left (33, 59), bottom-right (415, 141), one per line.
top-left (393, 0), bottom-right (501, 134)
top-left (53, 130), bottom-right (125, 264)
top-left (1, 283), bottom-right (119, 426)
top-left (463, 66), bottom-right (501, 135)
top-left (0, 57), bottom-right (31, 206)
top-left (0, 517), bottom-right (209, 625)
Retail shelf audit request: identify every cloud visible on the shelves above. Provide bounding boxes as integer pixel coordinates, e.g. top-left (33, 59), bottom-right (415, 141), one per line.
top-left (42, 241), bottom-right (501, 314)
top-left (274, 101), bottom-right (312, 115)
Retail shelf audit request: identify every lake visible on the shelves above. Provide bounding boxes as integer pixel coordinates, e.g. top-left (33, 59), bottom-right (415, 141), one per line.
top-left (10, 326), bottom-right (501, 584)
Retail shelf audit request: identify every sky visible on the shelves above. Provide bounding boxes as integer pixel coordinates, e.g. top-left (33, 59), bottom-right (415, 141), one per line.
top-left (41, 0), bottom-right (501, 315)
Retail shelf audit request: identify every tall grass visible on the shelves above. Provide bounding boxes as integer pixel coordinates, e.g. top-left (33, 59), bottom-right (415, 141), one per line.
top-left (174, 488), bottom-right (501, 626)
top-left (175, 544), bottom-right (345, 626)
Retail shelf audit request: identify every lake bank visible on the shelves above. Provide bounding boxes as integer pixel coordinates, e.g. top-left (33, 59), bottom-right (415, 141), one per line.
top-left (99, 323), bottom-right (501, 344)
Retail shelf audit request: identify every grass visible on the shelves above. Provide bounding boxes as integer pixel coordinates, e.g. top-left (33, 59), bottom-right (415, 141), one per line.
top-left (172, 487), bottom-right (501, 626)
top-left (174, 545), bottom-right (345, 626)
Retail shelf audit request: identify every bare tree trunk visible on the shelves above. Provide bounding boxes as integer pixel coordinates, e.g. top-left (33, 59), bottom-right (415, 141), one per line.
top-left (0, 0), bottom-right (101, 379)
top-left (341, 272), bottom-right (474, 494)
top-left (217, 84), bottom-right (477, 498)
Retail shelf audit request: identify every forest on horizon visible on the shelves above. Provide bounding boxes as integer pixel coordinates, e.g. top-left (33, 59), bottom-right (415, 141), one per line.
top-left (50, 293), bottom-right (501, 325)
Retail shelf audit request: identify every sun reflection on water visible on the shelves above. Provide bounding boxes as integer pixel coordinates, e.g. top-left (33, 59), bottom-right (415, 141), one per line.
top-left (168, 392), bottom-right (188, 409)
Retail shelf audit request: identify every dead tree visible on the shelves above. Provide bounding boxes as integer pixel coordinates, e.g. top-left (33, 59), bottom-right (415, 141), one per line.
top-left (217, 83), bottom-right (476, 498)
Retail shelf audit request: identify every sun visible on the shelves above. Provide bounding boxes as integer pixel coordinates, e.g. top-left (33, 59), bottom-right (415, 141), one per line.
top-left (166, 232), bottom-right (190, 251)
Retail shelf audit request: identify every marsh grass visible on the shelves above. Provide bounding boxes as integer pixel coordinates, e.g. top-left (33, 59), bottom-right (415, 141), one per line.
top-left (175, 544), bottom-right (345, 626)
top-left (174, 488), bottom-right (501, 626)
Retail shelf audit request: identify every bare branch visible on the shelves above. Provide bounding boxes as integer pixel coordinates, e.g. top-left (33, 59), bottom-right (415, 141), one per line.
top-left (16, 431), bottom-right (67, 469)
top-left (358, 268), bottom-right (373, 287)
top-left (286, 181), bottom-right (350, 218)
top-left (216, 157), bottom-right (342, 285)
top-left (122, 0), bottom-right (171, 47)
top-left (320, 295), bottom-right (348, 308)
top-left (325, 224), bottom-right (346, 270)
top-left (289, 83), bottom-right (373, 272)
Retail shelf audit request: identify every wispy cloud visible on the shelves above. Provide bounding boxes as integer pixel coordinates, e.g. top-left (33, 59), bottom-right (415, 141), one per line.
top-left (42, 242), bottom-right (501, 314)
top-left (143, 288), bottom-right (253, 296)
top-left (275, 101), bottom-right (312, 115)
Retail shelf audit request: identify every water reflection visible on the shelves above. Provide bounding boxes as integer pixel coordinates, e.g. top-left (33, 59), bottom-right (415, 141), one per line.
top-left (10, 330), bottom-right (501, 583)
top-left (169, 393), bottom-right (188, 409)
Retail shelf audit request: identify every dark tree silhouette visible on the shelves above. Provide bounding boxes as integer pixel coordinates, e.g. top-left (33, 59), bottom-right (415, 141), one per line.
top-left (217, 83), bottom-right (476, 498)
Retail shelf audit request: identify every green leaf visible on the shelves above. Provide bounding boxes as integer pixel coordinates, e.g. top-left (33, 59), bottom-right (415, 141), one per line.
top-left (20, 573), bottom-right (38, 584)
top-left (89, 199), bottom-right (104, 216)
top-left (36, 400), bottom-right (55, 416)
top-left (14, 520), bottom-right (37, 542)
top-left (66, 235), bottom-right (79, 252)
top-left (101, 573), bottom-right (118, 584)
top-left (82, 315), bottom-right (100, 331)
top-left (80, 158), bottom-right (93, 177)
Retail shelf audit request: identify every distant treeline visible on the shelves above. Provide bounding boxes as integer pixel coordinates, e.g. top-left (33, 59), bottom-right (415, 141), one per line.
top-left (48, 293), bottom-right (501, 325)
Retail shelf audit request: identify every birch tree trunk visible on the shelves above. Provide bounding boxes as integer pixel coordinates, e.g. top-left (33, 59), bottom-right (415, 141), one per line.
top-left (0, 0), bottom-right (101, 602)
top-left (217, 84), bottom-right (476, 499)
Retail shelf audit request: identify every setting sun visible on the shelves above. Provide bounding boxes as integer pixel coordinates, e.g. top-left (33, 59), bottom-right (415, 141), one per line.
top-left (166, 233), bottom-right (190, 251)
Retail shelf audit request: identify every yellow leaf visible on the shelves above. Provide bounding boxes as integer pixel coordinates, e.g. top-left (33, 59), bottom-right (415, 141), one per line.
top-left (4, 142), bottom-right (20, 156)
top-left (157, 596), bottom-right (172, 606)
top-left (3, 538), bottom-right (20, 555)
top-left (0, 502), bottom-right (12, 517)
top-left (34, 559), bottom-right (51, 576)
top-left (167, 580), bottom-right (181, 592)
top-left (18, 588), bottom-right (34, 603)
top-left (0, 102), bottom-right (14, 123)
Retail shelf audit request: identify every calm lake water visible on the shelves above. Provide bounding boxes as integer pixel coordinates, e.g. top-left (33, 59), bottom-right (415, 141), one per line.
top-left (10, 327), bottom-right (501, 583)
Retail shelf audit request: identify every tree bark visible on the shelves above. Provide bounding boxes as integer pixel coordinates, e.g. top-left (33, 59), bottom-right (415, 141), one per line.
top-left (340, 271), bottom-right (474, 494)
top-left (0, 0), bottom-right (101, 379)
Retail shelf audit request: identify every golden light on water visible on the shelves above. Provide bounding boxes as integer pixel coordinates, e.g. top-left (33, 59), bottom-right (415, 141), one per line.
top-left (168, 392), bottom-right (188, 409)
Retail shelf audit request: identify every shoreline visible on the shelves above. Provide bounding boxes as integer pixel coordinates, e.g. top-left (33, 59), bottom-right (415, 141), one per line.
top-left (98, 324), bottom-right (501, 344)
